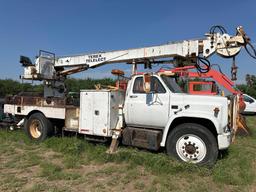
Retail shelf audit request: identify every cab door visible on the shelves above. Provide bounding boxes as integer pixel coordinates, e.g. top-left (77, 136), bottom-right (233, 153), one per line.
top-left (125, 76), bottom-right (170, 128)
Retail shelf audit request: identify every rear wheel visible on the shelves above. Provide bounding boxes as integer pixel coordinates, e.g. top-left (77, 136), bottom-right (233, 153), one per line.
top-left (24, 113), bottom-right (53, 142)
top-left (166, 123), bottom-right (218, 166)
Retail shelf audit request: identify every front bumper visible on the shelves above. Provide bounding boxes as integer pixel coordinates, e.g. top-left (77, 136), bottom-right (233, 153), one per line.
top-left (217, 131), bottom-right (232, 150)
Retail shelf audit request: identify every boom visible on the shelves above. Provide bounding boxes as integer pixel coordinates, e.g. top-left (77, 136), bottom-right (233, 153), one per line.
top-left (20, 26), bottom-right (252, 81)
top-left (55, 40), bottom-right (200, 68)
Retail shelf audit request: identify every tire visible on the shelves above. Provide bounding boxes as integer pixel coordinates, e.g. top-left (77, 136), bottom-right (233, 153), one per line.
top-left (24, 113), bottom-right (53, 142)
top-left (166, 123), bottom-right (218, 166)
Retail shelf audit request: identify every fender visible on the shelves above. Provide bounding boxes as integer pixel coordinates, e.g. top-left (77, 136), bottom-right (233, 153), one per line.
top-left (160, 113), bottom-right (222, 147)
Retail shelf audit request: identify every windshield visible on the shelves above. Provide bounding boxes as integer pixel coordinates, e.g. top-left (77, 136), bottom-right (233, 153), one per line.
top-left (161, 75), bottom-right (183, 93)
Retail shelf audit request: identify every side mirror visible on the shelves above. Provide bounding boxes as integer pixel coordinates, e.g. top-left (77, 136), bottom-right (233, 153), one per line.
top-left (143, 73), bottom-right (151, 93)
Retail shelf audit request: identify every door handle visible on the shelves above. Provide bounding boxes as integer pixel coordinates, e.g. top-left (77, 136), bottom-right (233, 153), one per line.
top-left (171, 105), bottom-right (178, 109)
top-left (130, 95), bottom-right (138, 98)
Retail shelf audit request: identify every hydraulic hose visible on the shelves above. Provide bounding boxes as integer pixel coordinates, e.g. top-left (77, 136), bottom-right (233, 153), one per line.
top-left (195, 56), bottom-right (211, 73)
top-left (209, 25), bottom-right (227, 34)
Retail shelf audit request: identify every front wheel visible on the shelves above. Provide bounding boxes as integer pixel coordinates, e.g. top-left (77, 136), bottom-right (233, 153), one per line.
top-left (166, 123), bottom-right (218, 166)
top-left (24, 113), bottom-right (53, 142)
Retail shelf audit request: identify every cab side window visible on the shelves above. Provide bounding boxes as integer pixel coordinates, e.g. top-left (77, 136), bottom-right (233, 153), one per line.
top-left (133, 77), bottom-right (145, 93)
top-left (133, 77), bottom-right (166, 94)
top-left (151, 77), bottom-right (166, 93)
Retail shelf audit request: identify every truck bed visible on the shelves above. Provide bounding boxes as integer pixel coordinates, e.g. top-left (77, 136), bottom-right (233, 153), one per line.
top-left (4, 95), bottom-right (68, 120)
top-left (5, 95), bottom-right (66, 107)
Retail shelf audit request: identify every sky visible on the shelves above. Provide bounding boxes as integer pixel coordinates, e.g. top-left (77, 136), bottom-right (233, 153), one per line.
top-left (0, 0), bottom-right (255, 84)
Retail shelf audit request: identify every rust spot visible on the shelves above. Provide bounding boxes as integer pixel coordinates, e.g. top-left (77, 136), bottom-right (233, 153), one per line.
top-left (122, 127), bottom-right (162, 151)
top-left (5, 95), bottom-right (66, 108)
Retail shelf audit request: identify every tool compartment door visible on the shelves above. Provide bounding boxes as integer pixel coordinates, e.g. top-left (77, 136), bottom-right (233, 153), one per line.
top-left (92, 91), bottom-right (109, 136)
top-left (79, 91), bottom-right (109, 136)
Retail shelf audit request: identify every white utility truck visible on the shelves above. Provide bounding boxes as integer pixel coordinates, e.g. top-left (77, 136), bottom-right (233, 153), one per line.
top-left (4, 26), bottom-right (254, 165)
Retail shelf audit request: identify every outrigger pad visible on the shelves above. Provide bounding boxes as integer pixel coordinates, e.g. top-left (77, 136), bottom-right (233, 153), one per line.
top-left (236, 115), bottom-right (250, 136)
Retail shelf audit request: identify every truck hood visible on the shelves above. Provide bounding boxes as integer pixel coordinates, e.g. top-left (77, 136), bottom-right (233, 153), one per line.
top-left (181, 94), bottom-right (228, 115)
top-left (182, 94), bottom-right (228, 107)
top-left (171, 94), bottom-right (228, 133)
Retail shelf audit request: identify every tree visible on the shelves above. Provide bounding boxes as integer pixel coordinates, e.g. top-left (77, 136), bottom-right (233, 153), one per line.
top-left (0, 78), bottom-right (115, 98)
top-left (65, 78), bottom-right (115, 92)
top-left (236, 74), bottom-right (256, 98)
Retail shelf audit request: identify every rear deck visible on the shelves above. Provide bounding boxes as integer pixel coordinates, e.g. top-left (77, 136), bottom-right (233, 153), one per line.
top-left (4, 95), bottom-right (69, 120)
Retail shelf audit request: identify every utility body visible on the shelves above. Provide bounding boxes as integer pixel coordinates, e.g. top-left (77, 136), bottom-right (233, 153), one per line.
top-left (4, 26), bottom-right (254, 165)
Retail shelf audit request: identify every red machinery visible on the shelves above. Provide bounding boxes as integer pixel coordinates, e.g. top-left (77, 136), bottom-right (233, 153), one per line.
top-left (188, 81), bottom-right (218, 95)
top-left (159, 66), bottom-right (241, 95)
top-left (159, 66), bottom-right (246, 110)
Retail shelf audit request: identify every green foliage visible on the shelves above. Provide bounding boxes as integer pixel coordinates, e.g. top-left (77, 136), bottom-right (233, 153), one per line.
top-left (0, 78), bottom-right (115, 97)
top-left (39, 162), bottom-right (81, 181)
top-left (237, 74), bottom-right (256, 98)
top-left (65, 77), bottom-right (115, 92)
top-left (0, 79), bottom-right (43, 97)
top-left (213, 144), bottom-right (255, 185)
top-left (42, 135), bottom-right (210, 176)
top-left (237, 84), bottom-right (256, 98)
top-left (43, 137), bottom-right (85, 156)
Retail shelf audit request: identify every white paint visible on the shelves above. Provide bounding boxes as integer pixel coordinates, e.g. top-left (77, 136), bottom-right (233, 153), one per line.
top-left (124, 75), bottom-right (170, 128)
top-left (243, 94), bottom-right (256, 114)
top-left (4, 104), bottom-right (65, 119)
top-left (55, 40), bottom-right (200, 68)
top-left (79, 90), bottom-right (124, 136)
top-left (160, 94), bottom-right (228, 147)
top-left (176, 134), bottom-right (207, 163)
top-left (217, 132), bottom-right (231, 149)
top-left (17, 118), bottom-right (25, 128)
top-left (123, 75), bottom-right (230, 150)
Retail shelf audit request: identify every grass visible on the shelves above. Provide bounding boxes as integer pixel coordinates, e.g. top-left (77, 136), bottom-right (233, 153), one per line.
top-left (39, 162), bottom-right (80, 181)
top-left (0, 116), bottom-right (255, 191)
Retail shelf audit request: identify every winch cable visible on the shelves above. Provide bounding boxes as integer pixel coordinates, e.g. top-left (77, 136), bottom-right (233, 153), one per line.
top-left (236, 26), bottom-right (256, 59)
top-left (244, 41), bottom-right (256, 59)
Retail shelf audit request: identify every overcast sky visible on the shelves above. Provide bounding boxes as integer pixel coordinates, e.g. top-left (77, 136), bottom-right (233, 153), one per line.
top-left (0, 0), bottom-right (255, 83)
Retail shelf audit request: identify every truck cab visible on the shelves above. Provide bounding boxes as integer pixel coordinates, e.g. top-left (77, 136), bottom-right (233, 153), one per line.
top-left (123, 72), bottom-right (232, 165)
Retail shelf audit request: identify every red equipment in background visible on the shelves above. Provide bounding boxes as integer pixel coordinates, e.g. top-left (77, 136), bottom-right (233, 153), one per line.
top-left (188, 81), bottom-right (218, 95)
top-left (159, 66), bottom-right (241, 95)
